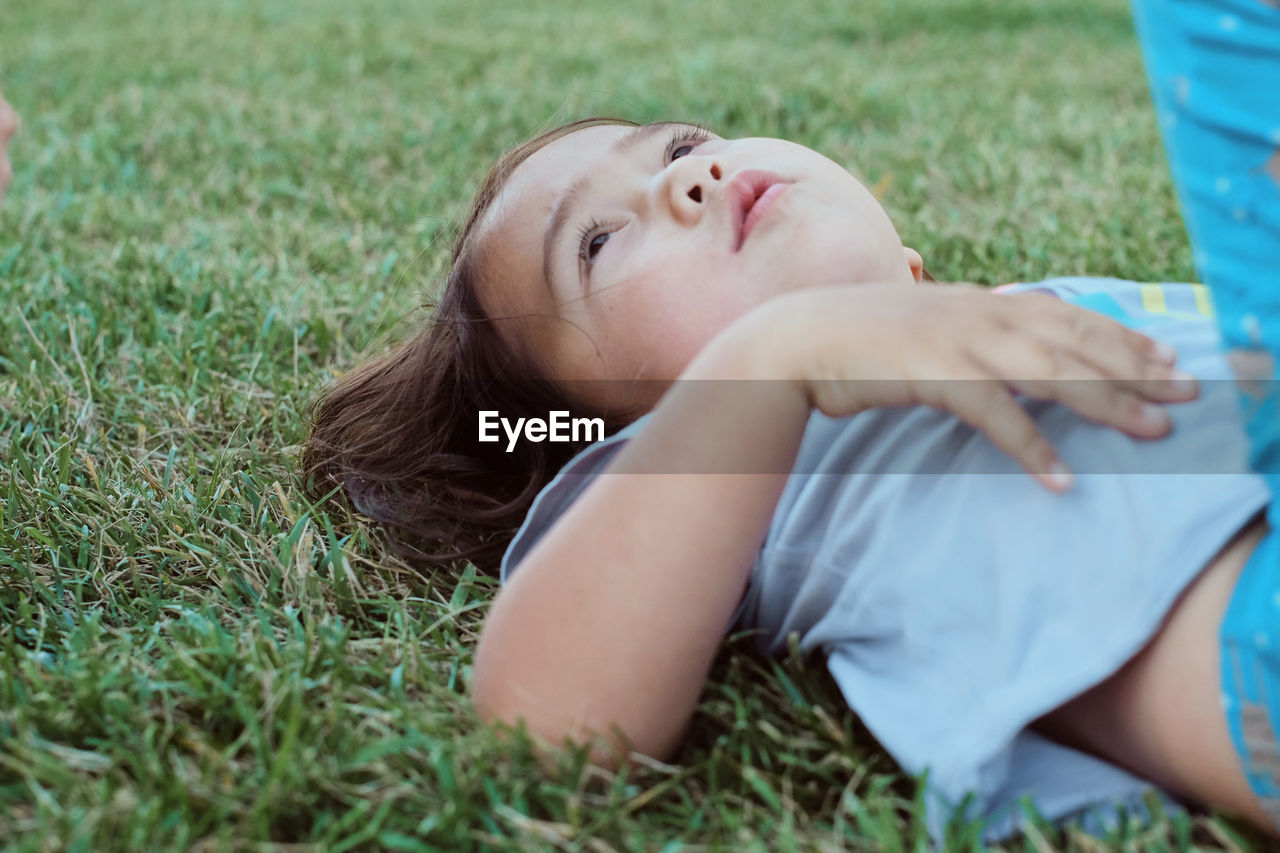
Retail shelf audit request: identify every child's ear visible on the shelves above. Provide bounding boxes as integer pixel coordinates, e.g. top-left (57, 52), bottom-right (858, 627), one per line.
top-left (904, 247), bottom-right (924, 283)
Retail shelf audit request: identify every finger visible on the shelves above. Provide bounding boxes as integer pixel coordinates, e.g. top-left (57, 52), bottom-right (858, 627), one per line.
top-left (1016, 296), bottom-right (1198, 401)
top-left (1011, 375), bottom-right (1174, 439)
top-left (999, 294), bottom-right (1166, 370)
top-left (1035, 323), bottom-right (1199, 405)
top-left (929, 376), bottom-right (1073, 492)
top-left (970, 337), bottom-right (1174, 439)
top-left (990, 297), bottom-right (1199, 405)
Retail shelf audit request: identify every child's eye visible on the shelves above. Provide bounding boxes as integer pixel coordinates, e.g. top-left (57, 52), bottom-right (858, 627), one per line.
top-left (585, 232), bottom-right (609, 260)
top-left (670, 143), bottom-right (697, 161)
top-left (576, 219), bottom-right (614, 267)
top-left (572, 127), bottom-right (715, 273)
top-left (665, 127), bottom-right (714, 164)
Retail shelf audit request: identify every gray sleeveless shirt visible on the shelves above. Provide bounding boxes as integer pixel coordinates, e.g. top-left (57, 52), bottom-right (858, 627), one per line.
top-left (501, 278), bottom-right (1272, 840)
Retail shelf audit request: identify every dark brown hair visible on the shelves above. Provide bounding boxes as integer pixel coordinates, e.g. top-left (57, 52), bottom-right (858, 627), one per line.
top-left (303, 117), bottom-right (639, 573)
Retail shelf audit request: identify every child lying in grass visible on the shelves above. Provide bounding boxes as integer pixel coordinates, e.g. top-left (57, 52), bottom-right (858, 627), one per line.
top-left (304, 118), bottom-right (1278, 840)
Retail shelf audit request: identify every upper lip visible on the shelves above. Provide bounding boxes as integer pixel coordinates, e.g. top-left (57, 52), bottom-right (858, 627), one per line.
top-left (727, 169), bottom-right (789, 251)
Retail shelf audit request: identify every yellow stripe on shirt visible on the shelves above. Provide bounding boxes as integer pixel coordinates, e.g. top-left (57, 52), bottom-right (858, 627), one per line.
top-left (1191, 284), bottom-right (1216, 319)
top-left (1140, 284), bottom-right (1168, 314)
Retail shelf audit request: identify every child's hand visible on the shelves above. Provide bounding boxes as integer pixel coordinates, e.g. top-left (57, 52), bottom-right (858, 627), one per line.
top-left (735, 282), bottom-right (1198, 492)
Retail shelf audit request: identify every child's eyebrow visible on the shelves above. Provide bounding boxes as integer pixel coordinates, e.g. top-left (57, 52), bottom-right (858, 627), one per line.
top-left (543, 177), bottom-right (589, 295)
top-left (541, 122), bottom-right (689, 295)
top-left (609, 120), bottom-right (686, 154)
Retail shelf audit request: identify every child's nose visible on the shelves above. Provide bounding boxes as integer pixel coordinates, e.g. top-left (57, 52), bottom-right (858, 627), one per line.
top-left (664, 157), bottom-right (724, 224)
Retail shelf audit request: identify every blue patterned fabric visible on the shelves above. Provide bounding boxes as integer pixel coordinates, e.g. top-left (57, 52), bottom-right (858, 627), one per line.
top-left (1219, 527), bottom-right (1280, 827)
top-left (1133, 0), bottom-right (1280, 823)
top-left (1132, 0), bottom-right (1280, 509)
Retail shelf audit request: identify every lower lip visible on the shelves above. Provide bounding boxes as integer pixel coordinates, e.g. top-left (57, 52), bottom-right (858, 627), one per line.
top-left (739, 183), bottom-right (788, 249)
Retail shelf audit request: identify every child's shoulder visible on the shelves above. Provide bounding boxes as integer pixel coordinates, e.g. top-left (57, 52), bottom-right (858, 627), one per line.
top-left (500, 416), bottom-right (649, 584)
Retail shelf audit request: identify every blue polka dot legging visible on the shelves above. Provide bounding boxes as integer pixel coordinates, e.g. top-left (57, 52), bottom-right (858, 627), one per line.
top-left (1133, 0), bottom-right (1280, 825)
top-left (1132, 0), bottom-right (1280, 508)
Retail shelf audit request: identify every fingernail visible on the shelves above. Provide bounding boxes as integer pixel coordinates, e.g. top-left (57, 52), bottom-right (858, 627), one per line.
top-left (1153, 341), bottom-right (1177, 362)
top-left (1172, 370), bottom-right (1198, 393)
top-left (1047, 462), bottom-right (1073, 490)
top-left (1141, 402), bottom-right (1168, 425)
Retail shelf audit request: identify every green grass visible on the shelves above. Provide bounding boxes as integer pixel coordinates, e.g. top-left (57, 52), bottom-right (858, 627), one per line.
top-left (0, 0), bottom-right (1259, 849)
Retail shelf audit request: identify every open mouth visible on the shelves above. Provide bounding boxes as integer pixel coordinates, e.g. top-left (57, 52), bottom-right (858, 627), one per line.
top-left (729, 170), bottom-right (791, 251)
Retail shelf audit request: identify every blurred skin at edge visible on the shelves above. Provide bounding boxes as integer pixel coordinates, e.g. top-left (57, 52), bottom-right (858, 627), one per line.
top-left (0, 88), bottom-right (16, 207)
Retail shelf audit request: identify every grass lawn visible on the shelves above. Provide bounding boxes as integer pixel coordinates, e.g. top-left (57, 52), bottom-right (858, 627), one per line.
top-left (0, 0), bottom-right (1264, 849)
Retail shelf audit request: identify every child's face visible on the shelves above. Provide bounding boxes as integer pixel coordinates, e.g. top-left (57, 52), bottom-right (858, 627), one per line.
top-left (473, 122), bottom-right (923, 411)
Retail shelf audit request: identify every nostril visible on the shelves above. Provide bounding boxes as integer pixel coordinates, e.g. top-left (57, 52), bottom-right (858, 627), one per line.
top-left (687, 185), bottom-right (702, 203)
top-left (709, 163), bottom-right (722, 180)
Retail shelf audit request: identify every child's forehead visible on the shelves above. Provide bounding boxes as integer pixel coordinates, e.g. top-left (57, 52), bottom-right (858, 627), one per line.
top-left (511, 125), bottom-right (633, 195)
top-left (469, 125), bottom-right (637, 318)
top-left (480, 124), bottom-right (634, 233)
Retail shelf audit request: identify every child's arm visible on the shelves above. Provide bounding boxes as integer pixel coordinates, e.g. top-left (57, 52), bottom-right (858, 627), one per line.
top-left (473, 282), bottom-right (1195, 766)
top-left (475, 319), bottom-right (810, 765)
